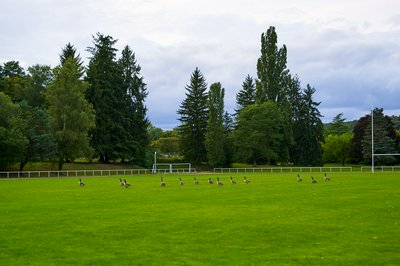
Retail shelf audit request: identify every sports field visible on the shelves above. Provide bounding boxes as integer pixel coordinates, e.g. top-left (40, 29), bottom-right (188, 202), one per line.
top-left (0, 172), bottom-right (399, 265)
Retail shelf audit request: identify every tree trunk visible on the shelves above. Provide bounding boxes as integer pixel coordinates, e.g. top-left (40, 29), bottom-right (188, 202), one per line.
top-left (58, 157), bottom-right (64, 170)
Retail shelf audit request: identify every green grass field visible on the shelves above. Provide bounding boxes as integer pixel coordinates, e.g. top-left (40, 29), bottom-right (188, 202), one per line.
top-left (1, 172), bottom-right (399, 265)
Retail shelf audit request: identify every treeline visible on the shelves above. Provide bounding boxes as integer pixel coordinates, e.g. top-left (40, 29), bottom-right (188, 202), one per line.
top-left (0, 33), bottom-right (148, 170)
top-left (176, 26), bottom-right (324, 167)
top-left (160, 26), bottom-right (400, 167)
top-left (1, 27), bottom-right (399, 171)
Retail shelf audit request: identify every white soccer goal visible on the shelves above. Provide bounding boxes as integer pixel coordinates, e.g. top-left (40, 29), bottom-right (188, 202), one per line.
top-left (152, 163), bottom-right (193, 174)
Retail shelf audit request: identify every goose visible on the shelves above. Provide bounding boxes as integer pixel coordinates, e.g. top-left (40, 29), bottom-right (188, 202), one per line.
top-left (208, 178), bottom-right (214, 184)
top-left (217, 177), bottom-right (223, 186)
top-left (160, 176), bottom-right (166, 187)
top-left (119, 178), bottom-right (125, 187)
top-left (311, 176), bottom-right (317, 184)
top-left (324, 173), bottom-right (330, 181)
top-left (230, 176), bottom-right (236, 184)
top-left (79, 178), bottom-right (85, 187)
top-left (123, 179), bottom-right (131, 188)
top-left (179, 177), bottom-right (184, 186)
top-left (297, 174), bottom-right (302, 182)
top-left (194, 177), bottom-right (199, 185)
top-left (244, 176), bottom-right (251, 184)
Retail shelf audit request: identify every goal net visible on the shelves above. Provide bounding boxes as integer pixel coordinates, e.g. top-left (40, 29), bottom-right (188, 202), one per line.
top-left (152, 163), bottom-right (194, 174)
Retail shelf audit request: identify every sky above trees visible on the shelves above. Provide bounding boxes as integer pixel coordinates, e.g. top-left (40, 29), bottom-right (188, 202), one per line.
top-left (1, 0), bottom-right (399, 129)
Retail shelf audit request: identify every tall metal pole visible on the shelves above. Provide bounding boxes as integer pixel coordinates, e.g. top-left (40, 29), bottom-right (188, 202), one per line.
top-left (154, 151), bottom-right (157, 174)
top-left (371, 108), bottom-right (374, 173)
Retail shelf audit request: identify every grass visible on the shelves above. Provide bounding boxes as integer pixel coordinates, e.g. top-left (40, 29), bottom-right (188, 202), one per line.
top-left (0, 172), bottom-right (399, 265)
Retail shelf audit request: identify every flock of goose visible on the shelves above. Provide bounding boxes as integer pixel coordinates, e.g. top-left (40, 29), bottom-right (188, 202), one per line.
top-left (297, 173), bottom-right (331, 183)
top-left (78, 176), bottom-right (251, 187)
top-left (78, 173), bottom-right (331, 187)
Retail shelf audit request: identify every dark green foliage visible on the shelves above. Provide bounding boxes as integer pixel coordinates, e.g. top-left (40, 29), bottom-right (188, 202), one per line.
top-left (86, 35), bottom-right (149, 165)
top-left (291, 85), bottom-right (324, 166)
top-left (362, 108), bottom-right (399, 165)
top-left (20, 65), bottom-right (53, 108)
top-left (324, 113), bottom-right (350, 136)
top-left (118, 45), bottom-right (149, 165)
top-left (349, 116), bottom-right (370, 163)
top-left (205, 82), bottom-right (225, 167)
top-left (86, 33), bottom-right (125, 162)
top-left (390, 115), bottom-right (400, 130)
top-left (0, 92), bottom-right (28, 170)
top-left (60, 42), bottom-right (83, 67)
top-left (177, 68), bottom-right (208, 165)
top-left (255, 26), bottom-right (289, 104)
top-left (235, 74), bottom-right (256, 114)
top-left (18, 101), bottom-right (57, 171)
top-left (0, 61), bottom-right (27, 101)
top-left (233, 102), bottom-right (285, 165)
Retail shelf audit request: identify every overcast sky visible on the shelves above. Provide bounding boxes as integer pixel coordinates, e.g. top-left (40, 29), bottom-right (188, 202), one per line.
top-left (1, 0), bottom-right (399, 129)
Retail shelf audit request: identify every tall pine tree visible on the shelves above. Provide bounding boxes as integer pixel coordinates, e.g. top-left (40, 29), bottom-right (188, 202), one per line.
top-left (118, 45), bottom-right (149, 165)
top-left (177, 68), bottom-right (208, 165)
top-left (292, 84), bottom-right (323, 166)
top-left (86, 33), bottom-right (124, 162)
top-left (235, 74), bottom-right (256, 114)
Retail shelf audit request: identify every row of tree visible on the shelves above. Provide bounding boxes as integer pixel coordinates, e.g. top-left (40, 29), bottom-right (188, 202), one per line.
top-left (0, 33), bottom-right (148, 170)
top-left (177, 26), bottom-right (324, 167)
top-left (322, 111), bottom-right (400, 166)
top-left (1, 27), bottom-right (399, 170)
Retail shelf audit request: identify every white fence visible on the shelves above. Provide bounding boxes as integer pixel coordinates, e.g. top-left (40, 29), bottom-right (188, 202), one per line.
top-left (0, 168), bottom-right (196, 179)
top-left (361, 166), bottom-right (400, 172)
top-left (214, 167), bottom-right (353, 174)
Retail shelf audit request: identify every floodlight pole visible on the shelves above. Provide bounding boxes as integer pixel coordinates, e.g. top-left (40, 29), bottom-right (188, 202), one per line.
top-left (371, 108), bottom-right (374, 174)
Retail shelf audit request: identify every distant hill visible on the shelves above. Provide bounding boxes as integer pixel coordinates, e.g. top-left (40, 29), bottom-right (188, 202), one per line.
top-left (324, 115), bottom-right (400, 133)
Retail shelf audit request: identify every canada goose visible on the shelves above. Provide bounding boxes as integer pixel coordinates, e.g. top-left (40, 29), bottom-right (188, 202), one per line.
top-left (324, 173), bottom-right (330, 181)
top-left (217, 177), bottom-right (223, 186)
top-left (79, 178), bottom-right (85, 187)
top-left (230, 176), bottom-right (236, 184)
top-left (179, 177), bottom-right (184, 186)
top-left (208, 178), bottom-right (214, 184)
top-left (194, 177), bottom-right (199, 185)
top-left (119, 178), bottom-right (125, 186)
top-left (311, 176), bottom-right (317, 184)
top-left (160, 176), bottom-right (166, 187)
top-left (123, 179), bottom-right (131, 187)
top-left (297, 174), bottom-right (302, 182)
top-left (244, 176), bottom-right (251, 184)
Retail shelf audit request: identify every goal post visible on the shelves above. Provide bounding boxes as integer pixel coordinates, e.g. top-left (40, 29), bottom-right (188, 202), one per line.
top-left (371, 108), bottom-right (400, 173)
top-left (152, 163), bottom-right (192, 174)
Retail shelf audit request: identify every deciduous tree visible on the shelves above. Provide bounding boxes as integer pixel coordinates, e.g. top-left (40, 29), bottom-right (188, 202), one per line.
top-left (233, 102), bottom-right (284, 165)
top-left (205, 82), bottom-right (225, 167)
top-left (46, 58), bottom-right (95, 169)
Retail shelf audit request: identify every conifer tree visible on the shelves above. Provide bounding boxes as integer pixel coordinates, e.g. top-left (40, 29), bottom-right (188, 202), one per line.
top-left (292, 84), bottom-right (323, 166)
top-left (118, 45), bottom-right (149, 165)
top-left (235, 74), bottom-right (256, 114)
top-left (86, 33), bottom-right (124, 162)
top-left (177, 68), bottom-right (208, 164)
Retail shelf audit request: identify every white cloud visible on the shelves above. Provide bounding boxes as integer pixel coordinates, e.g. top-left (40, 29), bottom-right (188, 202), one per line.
top-left (1, 0), bottom-right (399, 128)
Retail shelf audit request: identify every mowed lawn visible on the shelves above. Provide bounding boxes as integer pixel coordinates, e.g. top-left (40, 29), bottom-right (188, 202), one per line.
top-left (0, 172), bottom-right (399, 265)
